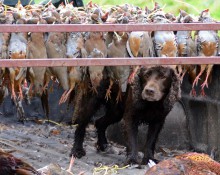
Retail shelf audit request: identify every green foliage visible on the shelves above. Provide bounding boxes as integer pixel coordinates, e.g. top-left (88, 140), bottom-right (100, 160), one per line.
top-left (83, 0), bottom-right (220, 20)
top-left (34, 0), bottom-right (220, 20)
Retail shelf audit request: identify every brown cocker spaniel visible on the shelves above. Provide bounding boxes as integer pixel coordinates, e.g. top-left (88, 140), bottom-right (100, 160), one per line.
top-left (123, 65), bottom-right (181, 164)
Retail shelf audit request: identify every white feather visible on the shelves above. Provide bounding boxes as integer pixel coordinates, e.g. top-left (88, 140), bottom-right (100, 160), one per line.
top-left (148, 159), bottom-right (156, 168)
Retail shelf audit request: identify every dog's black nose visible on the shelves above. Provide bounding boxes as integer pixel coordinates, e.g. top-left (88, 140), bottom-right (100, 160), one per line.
top-left (145, 88), bottom-right (155, 95)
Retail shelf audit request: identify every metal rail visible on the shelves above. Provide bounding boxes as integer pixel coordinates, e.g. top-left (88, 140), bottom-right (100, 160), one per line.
top-left (0, 23), bottom-right (220, 32)
top-left (1, 57), bottom-right (220, 67)
top-left (0, 23), bottom-right (220, 67)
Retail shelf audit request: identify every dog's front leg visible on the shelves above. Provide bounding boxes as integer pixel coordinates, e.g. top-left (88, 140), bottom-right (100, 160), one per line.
top-left (124, 114), bottom-right (139, 164)
top-left (142, 120), bottom-right (165, 164)
top-left (71, 92), bottom-right (102, 158)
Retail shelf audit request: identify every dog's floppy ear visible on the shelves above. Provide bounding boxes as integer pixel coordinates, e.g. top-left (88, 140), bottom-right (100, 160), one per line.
top-left (131, 67), bottom-right (143, 104)
top-left (163, 68), bottom-right (181, 113)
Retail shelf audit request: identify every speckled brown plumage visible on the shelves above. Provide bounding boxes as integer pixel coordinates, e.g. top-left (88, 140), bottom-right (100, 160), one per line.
top-left (146, 152), bottom-right (220, 175)
top-left (0, 149), bottom-right (40, 175)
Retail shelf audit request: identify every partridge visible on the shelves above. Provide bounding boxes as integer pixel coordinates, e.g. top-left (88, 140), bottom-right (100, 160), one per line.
top-left (192, 9), bottom-right (219, 96)
top-left (8, 17), bottom-right (28, 101)
top-left (152, 13), bottom-right (177, 58)
top-left (44, 10), bottom-right (69, 103)
top-left (126, 30), bottom-right (155, 83)
top-left (151, 11), bottom-right (178, 70)
top-left (27, 15), bottom-right (48, 97)
top-left (87, 48), bottom-right (106, 94)
top-left (0, 11), bottom-right (12, 101)
top-left (106, 30), bottom-right (130, 102)
top-left (176, 9), bottom-right (197, 84)
top-left (59, 17), bottom-right (86, 104)
top-left (84, 8), bottom-right (107, 93)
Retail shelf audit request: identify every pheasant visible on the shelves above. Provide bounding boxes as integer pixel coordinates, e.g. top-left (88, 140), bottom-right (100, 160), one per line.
top-left (176, 9), bottom-right (197, 84)
top-left (0, 149), bottom-right (40, 175)
top-left (146, 152), bottom-right (220, 175)
top-left (192, 9), bottom-right (219, 96)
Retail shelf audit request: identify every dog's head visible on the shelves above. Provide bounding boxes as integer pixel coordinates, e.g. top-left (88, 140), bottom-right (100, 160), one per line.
top-left (140, 66), bottom-right (173, 101)
top-left (132, 66), bottom-right (181, 112)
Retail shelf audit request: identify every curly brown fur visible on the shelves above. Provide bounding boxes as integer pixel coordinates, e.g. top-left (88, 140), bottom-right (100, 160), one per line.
top-left (123, 66), bottom-right (181, 165)
top-left (70, 69), bottom-right (127, 158)
top-left (70, 77), bottom-right (107, 158)
top-left (71, 66), bottom-right (181, 162)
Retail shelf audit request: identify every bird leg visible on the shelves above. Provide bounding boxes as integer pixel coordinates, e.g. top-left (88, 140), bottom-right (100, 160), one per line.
top-left (105, 79), bottom-right (113, 101)
top-left (17, 75), bottom-right (25, 101)
top-left (18, 84), bottom-right (23, 100)
top-left (67, 155), bottom-right (75, 173)
top-left (59, 82), bottom-right (76, 104)
top-left (192, 66), bottom-right (206, 88)
top-left (200, 88), bottom-right (206, 97)
top-left (200, 65), bottom-right (213, 97)
top-left (79, 82), bottom-right (88, 95)
top-left (200, 65), bottom-right (213, 89)
top-left (176, 65), bottom-right (183, 78)
top-left (190, 88), bottom-right (197, 97)
top-left (13, 97), bottom-right (26, 122)
top-left (27, 70), bottom-right (34, 97)
top-left (42, 83), bottom-right (49, 94)
top-left (116, 88), bottom-right (122, 103)
top-left (27, 83), bottom-right (33, 97)
top-left (128, 66), bottom-right (139, 84)
top-left (42, 70), bottom-right (52, 93)
top-left (90, 86), bottom-right (98, 94)
top-left (59, 90), bottom-right (68, 104)
top-left (11, 83), bottom-right (16, 100)
top-left (9, 68), bottom-right (16, 100)
top-left (180, 69), bottom-right (187, 84)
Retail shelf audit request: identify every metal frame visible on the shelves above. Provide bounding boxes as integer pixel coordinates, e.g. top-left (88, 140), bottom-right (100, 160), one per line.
top-left (0, 23), bottom-right (220, 32)
top-left (0, 57), bottom-right (220, 67)
top-left (0, 23), bottom-right (220, 67)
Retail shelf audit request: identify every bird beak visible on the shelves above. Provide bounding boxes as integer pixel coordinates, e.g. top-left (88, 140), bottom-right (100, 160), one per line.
top-left (203, 9), bottom-right (209, 13)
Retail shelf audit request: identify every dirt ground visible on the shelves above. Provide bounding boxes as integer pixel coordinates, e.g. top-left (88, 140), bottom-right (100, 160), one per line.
top-left (0, 113), bottom-right (152, 175)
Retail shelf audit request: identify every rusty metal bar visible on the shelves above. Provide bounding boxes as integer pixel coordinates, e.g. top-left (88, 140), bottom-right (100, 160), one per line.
top-left (0, 57), bottom-right (220, 67)
top-left (0, 23), bottom-right (220, 33)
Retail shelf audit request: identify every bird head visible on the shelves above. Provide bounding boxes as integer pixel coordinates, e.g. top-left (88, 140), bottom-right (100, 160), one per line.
top-left (91, 8), bottom-right (103, 24)
top-left (199, 9), bottom-right (212, 22)
top-left (150, 10), bottom-right (170, 23)
top-left (177, 10), bottom-right (195, 23)
top-left (88, 48), bottom-right (105, 90)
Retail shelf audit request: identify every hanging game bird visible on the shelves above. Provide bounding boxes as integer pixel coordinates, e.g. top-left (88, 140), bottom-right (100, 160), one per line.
top-left (84, 8), bottom-right (107, 94)
top-left (106, 30), bottom-right (130, 102)
top-left (176, 9), bottom-right (197, 84)
top-left (192, 9), bottom-right (219, 96)
top-left (151, 10), bottom-right (178, 71)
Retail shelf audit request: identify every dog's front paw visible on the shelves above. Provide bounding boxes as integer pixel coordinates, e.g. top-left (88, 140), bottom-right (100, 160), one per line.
top-left (70, 147), bottom-right (86, 158)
